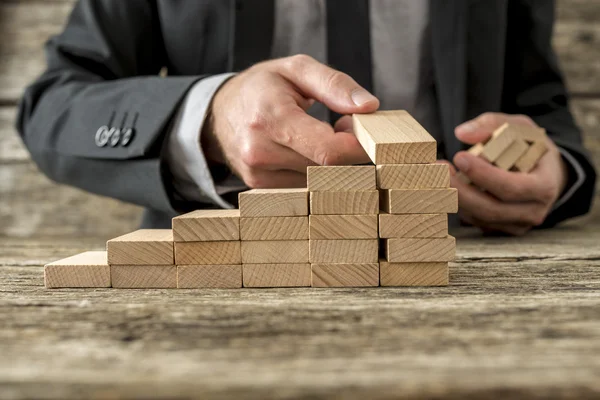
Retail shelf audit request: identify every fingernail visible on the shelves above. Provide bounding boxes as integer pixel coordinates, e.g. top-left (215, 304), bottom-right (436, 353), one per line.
top-left (351, 89), bottom-right (377, 106)
top-left (457, 122), bottom-right (476, 133)
top-left (454, 154), bottom-right (470, 172)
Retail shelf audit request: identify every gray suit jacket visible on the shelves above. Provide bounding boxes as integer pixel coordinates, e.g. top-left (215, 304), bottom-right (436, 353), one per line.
top-left (17, 0), bottom-right (596, 229)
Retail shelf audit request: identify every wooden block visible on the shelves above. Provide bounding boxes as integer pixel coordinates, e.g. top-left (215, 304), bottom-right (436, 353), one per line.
top-left (385, 237), bottom-right (455, 262)
top-left (481, 123), bottom-right (518, 162)
top-left (307, 166), bottom-right (375, 191)
top-left (238, 188), bottom-right (308, 217)
top-left (241, 241), bottom-right (309, 263)
top-left (494, 137), bottom-right (529, 170)
top-left (111, 265), bottom-right (177, 288)
top-left (107, 229), bottom-right (173, 265)
top-left (172, 209), bottom-right (240, 242)
top-left (380, 260), bottom-right (448, 286)
top-left (309, 190), bottom-right (379, 215)
top-left (309, 239), bottom-right (378, 263)
top-left (352, 111), bottom-right (436, 164)
top-left (376, 164), bottom-right (449, 189)
top-left (240, 217), bottom-right (308, 240)
top-left (309, 215), bottom-right (378, 239)
top-left (311, 263), bottom-right (379, 287)
top-left (514, 140), bottom-right (549, 172)
top-left (177, 265), bottom-right (242, 288)
top-left (506, 123), bottom-right (547, 143)
top-left (243, 263), bottom-right (311, 287)
top-left (380, 189), bottom-right (458, 214)
top-left (44, 251), bottom-right (110, 288)
top-left (175, 241), bottom-right (241, 265)
top-left (379, 213), bottom-right (447, 238)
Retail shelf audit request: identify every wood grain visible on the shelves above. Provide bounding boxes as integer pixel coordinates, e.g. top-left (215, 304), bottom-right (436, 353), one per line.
top-left (481, 123), bottom-right (518, 162)
top-left (376, 164), bottom-right (450, 189)
top-left (107, 229), bottom-right (174, 265)
top-left (385, 237), bottom-right (456, 262)
top-left (307, 166), bottom-right (376, 191)
top-left (172, 209), bottom-right (240, 242)
top-left (494, 137), bottom-right (529, 170)
top-left (177, 265), bottom-right (242, 289)
top-left (514, 140), bottom-right (549, 172)
top-left (44, 251), bottom-right (110, 288)
top-left (309, 239), bottom-right (378, 263)
top-left (352, 111), bottom-right (437, 164)
top-left (241, 241), bottom-right (309, 263)
top-left (309, 190), bottom-right (379, 215)
top-left (380, 189), bottom-right (458, 214)
top-left (311, 263), bottom-right (379, 287)
top-left (507, 124), bottom-right (547, 143)
top-left (380, 261), bottom-right (449, 286)
top-left (175, 241), bottom-right (241, 265)
top-left (111, 265), bottom-right (177, 288)
top-left (240, 217), bottom-right (308, 240)
top-left (243, 264), bottom-right (311, 288)
top-left (309, 215), bottom-right (378, 239)
top-left (379, 213), bottom-right (448, 238)
top-left (238, 189), bottom-right (308, 217)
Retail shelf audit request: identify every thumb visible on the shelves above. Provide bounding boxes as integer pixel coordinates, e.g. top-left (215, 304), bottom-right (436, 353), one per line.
top-left (334, 115), bottom-right (354, 133)
top-left (455, 113), bottom-right (508, 145)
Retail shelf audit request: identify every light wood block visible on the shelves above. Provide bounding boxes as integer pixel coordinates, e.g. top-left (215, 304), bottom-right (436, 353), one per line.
top-left (172, 209), bottom-right (240, 242)
top-left (494, 137), bottom-right (529, 170)
top-left (309, 239), bottom-right (378, 263)
top-left (309, 190), bottom-right (379, 215)
top-left (309, 215), bottom-right (378, 239)
top-left (385, 237), bottom-right (455, 262)
top-left (376, 164), bottom-right (449, 189)
top-left (175, 241), bottom-right (241, 265)
top-left (241, 241), bottom-right (309, 263)
top-left (379, 213), bottom-right (447, 238)
top-left (380, 189), bottom-right (458, 214)
top-left (514, 140), bottom-right (549, 172)
top-left (481, 123), bottom-right (518, 162)
top-left (243, 264), bottom-right (311, 287)
top-left (238, 188), bottom-right (308, 217)
top-left (352, 111), bottom-right (436, 164)
top-left (307, 166), bottom-right (375, 191)
top-left (107, 229), bottom-right (173, 265)
top-left (240, 217), bottom-right (308, 240)
top-left (177, 265), bottom-right (242, 288)
top-left (44, 251), bottom-right (110, 288)
top-left (380, 260), bottom-right (448, 286)
top-left (506, 123), bottom-right (547, 143)
top-left (311, 263), bottom-right (379, 287)
top-left (111, 265), bottom-right (177, 288)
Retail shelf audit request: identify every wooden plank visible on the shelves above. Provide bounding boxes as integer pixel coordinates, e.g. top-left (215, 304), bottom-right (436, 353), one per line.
top-left (379, 213), bottom-right (448, 238)
top-left (481, 123), bottom-right (518, 162)
top-left (172, 209), bottom-right (240, 242)
top-left (385, 237), bottom-right (456, 262)
top-left (44, 251), bottom-right (110, 288)
top-left (242, 263), bottom-right (311, 288)
top-left (514, 140), bottom-right (549, 173)
top-left (309, 190), bottom-right (379, 215)
top-left (494, 137), bottom-right (530, 170)
top-left (240, 217), bottom-right (308, 240)
top-left (309, 239), bottom-right (378, 263)
top-left (111, 265), bottom-right (177, 288)
top-left (311, 263), bottom-right (379, 287)
top-left (175, 241), bottom-right (241, 265)
top-left (380, 261), bottom-right (449, 286)
top-left (309, 215), bottom-right (378, 239)
top-left (177, 265), bottom-right (242, 289)
top-left (380, 189), bottom-right (458, 214)
top-left (307, 165), bottom-right (375, 191)
top-left (376, 164), bottom-right (450, 189)
top-left (352, 111), bottom-right (437, 164)
top-left (238, 188), bottom-right (308, 217)
top-left (107, 229), bottom-right (173, 265)
top-left (241, 241), bottom-right (309, 263)
top-left (506, 124), bottom-right (547, 143)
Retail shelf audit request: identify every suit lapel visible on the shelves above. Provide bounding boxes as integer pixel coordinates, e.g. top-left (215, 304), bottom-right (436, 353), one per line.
top-left (230, 0), bottom-right (275, 71)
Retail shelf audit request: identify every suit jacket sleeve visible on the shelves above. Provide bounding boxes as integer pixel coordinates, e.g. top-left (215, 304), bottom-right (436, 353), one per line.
top-left (502, 0), bottom-right (596, 227)
top-left (16, 0), bottom-right (204, 214)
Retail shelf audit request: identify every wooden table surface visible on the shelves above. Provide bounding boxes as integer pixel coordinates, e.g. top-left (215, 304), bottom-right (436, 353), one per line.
top-left (2, 221), bottom-right (600, 399)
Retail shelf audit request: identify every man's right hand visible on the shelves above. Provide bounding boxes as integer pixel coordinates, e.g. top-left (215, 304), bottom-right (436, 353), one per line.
top-left (202, 55), bottom-right (380, 188)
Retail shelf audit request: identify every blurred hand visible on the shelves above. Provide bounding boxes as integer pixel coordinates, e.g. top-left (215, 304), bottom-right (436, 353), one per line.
top-left (202, 55), bottom-right (379, 188)
top-left (444, 112), bottom-right (568, 236)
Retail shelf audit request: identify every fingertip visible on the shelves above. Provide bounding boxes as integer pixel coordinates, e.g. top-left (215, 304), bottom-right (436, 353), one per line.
top-left (350, 89), bottom-right (379, 112)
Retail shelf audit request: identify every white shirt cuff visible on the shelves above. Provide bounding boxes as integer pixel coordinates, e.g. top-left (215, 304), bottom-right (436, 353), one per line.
top-left (553, 147), bottom-right (586, 210)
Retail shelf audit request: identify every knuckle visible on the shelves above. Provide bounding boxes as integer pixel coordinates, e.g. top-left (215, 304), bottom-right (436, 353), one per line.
top-left (324, 70), bottom-right (347, 91)
top-left (243, 170), bottom-right (266, 189)
top-left (538, 184), bottom-right (557, 204)
top-left (239, 142), bottom-right (265, 169)
top-left (479, 112), bottom-right (499, 126)
top-left (247, 109), bottom-right (270, 132)
top-left (285, 54), bottom-right (314, 73)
